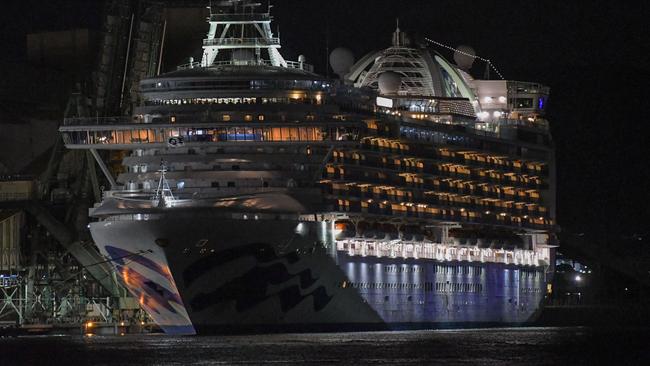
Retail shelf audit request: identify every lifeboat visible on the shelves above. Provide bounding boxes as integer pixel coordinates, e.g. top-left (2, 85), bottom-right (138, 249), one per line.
top-left (356, 221), bottom-right (378, 239)
top-left (398, 224), bottom-right (413, 241)
top-left (372, 222), bottom-right (386, 240)
top-left (479, 228), bottom-right (524, 250)
top-left (398, 224), bottom-right (424, 241)
top-left (423, 228), bottom-right (437, 243)
top-left (449, 227), bottom-right (481, 246)
top-left (381, 223), bottom-right (399, 240)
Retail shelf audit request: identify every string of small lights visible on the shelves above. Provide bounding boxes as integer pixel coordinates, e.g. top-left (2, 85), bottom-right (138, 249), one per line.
top-left (424, 37), bottom-right (505, 80)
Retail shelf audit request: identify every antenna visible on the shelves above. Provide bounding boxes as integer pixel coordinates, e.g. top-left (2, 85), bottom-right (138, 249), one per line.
top-left (153, 160), bottom-right (176, 208)
top-left (325, 21), bottom-right (330, 78)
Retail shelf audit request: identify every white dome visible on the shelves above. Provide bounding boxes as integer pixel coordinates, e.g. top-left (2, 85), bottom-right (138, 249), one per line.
top-left (378, 71), bottom-right (401, 95)
top-left (453, 45), bottom-right (476, 70)
top-left (329, 47), bottom-right (355, 78)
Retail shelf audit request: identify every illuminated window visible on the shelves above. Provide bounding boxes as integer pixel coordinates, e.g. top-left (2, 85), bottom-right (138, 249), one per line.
top-left (258, 114), bottom-right (265, 121)
top-left (222, 114), bottom-right (231, 121)
top-left (244, 114), bottom-right (253, 122)
top-left (170, 116), bottom-right (176, 123)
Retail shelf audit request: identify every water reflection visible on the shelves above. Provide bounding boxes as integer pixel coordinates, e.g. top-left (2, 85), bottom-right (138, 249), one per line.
top-left (1, 327), bottom-right (649, 365)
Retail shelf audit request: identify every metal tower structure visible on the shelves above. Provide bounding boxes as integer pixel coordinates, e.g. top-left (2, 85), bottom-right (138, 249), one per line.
top-left (200, 0), bottom-right (287, 68)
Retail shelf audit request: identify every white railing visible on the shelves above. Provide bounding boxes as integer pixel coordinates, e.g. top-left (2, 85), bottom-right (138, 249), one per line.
top-left (203, 37), bottom-right (280, 47)
top-left (337, 239), bottom-right (549, 266)
top-left (177, 59), bottom-right (313, 72)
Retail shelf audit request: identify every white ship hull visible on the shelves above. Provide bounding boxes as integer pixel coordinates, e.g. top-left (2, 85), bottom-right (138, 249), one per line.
top-left (90, 213), bottom-right (547, 334)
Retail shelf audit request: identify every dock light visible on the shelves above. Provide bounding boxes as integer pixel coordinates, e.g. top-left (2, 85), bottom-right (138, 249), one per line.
top-left (574, 275), bottom-right (582, 282)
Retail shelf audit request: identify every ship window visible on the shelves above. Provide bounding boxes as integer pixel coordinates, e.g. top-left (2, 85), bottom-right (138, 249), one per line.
top-left (222, 114), bottom-right (231, 121)
top-left (244, 114), bottom-right (253, 122)
top-left (384, 296), bottom-right (389, 302)
top-left (258, 114), bottom-right (265, 121)
top-left (227, 181), bottom-right (235, 187)
top-left (211, 182), bottom-right (219, 188)
top-left (232, 165), bottom-right (240, 170)
top-left (263, 181), bottom-right (269, 187)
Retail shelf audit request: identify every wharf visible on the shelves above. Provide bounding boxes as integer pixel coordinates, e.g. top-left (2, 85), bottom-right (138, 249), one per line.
top-left (0, 322), bottom-right (158, 337)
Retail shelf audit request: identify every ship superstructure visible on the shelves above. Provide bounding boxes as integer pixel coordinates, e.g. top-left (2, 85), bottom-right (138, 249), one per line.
top-left (59, 1), bottom-right (556, 334)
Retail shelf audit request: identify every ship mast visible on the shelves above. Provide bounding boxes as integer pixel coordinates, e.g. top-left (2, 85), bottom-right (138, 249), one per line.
top-left (152, 161), bottom-right (175, 208)
top-left (201, 0), bottom-right (287, 67)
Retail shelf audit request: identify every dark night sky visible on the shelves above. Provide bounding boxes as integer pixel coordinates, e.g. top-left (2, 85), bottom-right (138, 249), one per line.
top-left (1, 0), bottom-right (649, 244)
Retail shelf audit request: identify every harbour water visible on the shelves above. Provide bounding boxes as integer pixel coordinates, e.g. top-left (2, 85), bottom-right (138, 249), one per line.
top-left (1, 327), bottom-right (648, 365)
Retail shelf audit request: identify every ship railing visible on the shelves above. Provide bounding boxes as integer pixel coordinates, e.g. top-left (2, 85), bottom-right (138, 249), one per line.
top-left (202, 37), bottom-right (280, 47)
top-left (498, 118), bottom-right (549, 131)
top-left (176, 61), bottom-right (201, 70)
top-left (336, 239), bottom-right (549, 266)
top-left (285, 60), bottom-right (314, 72)
top-left (209, 13), bottom-right (271, 22)
top-left (177, 59), bottom-right (313, 72)
top-left (63, 116), bottom-right (134, 126)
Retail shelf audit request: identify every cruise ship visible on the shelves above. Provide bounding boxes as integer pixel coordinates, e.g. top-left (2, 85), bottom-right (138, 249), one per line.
top-left (59, 1), bottom-right (556, 334)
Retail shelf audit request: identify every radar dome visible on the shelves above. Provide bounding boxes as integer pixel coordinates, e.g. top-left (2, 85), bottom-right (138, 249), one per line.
top-left (453, 45), bottom-right (476, 70)
top-left (378, 71), bottom-right (402, 95)
top-left (329, 47), bottom-right (355, 78)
